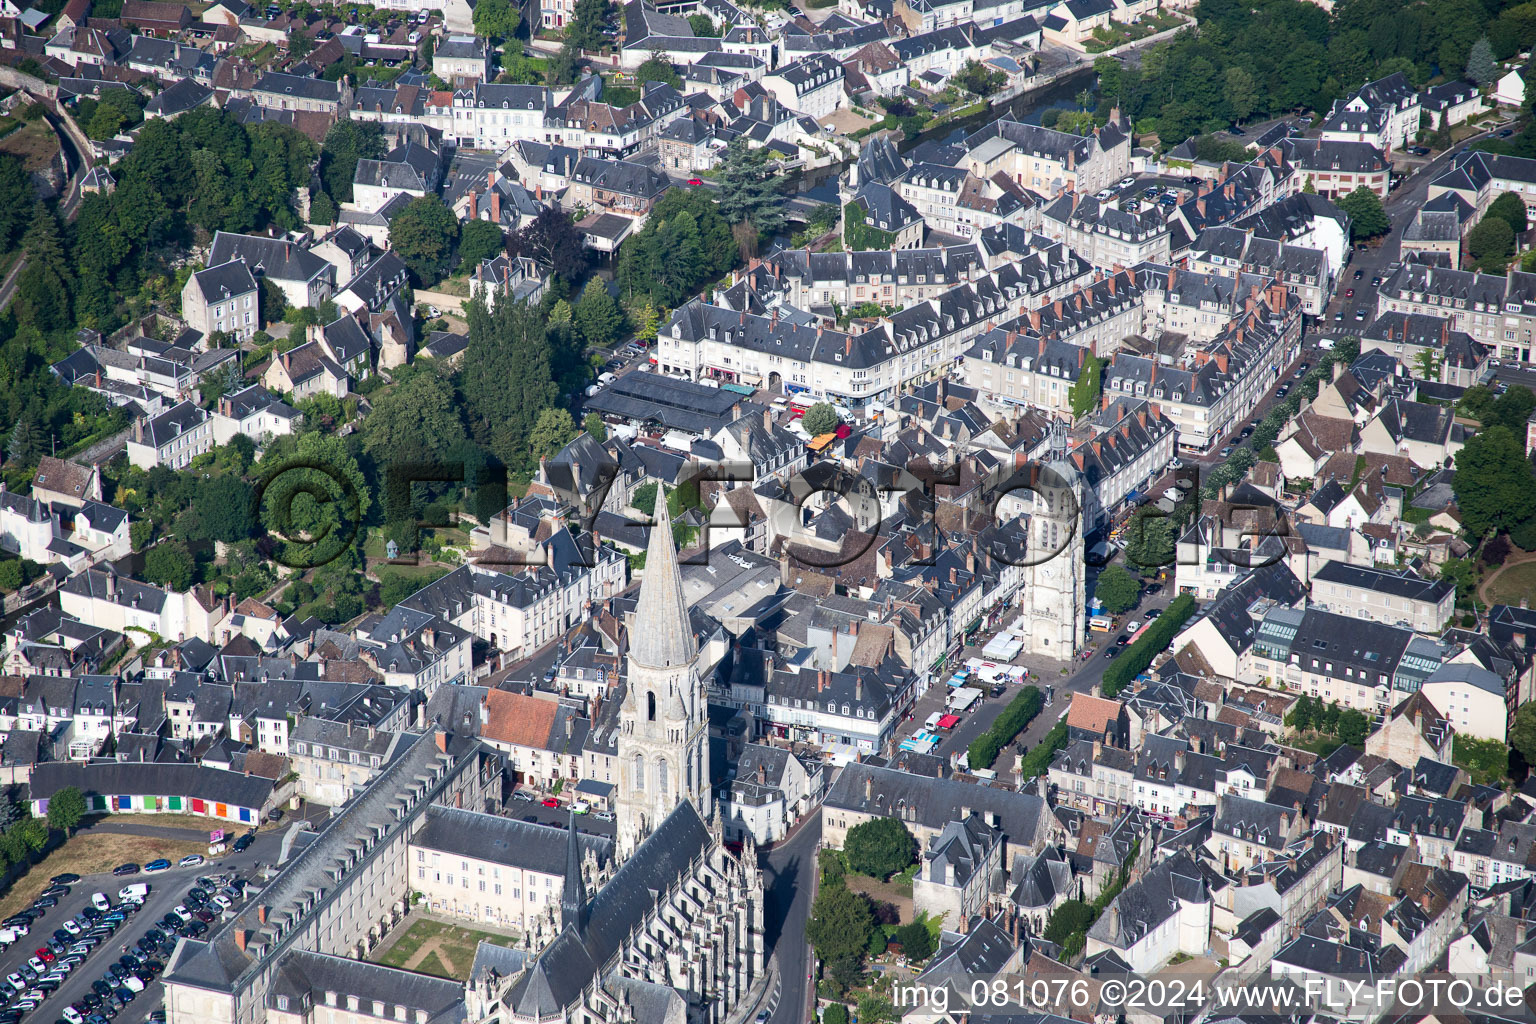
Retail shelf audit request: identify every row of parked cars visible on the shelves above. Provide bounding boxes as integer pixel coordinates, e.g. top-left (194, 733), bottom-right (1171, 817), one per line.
top-left (0, 858), bottom-right (254, 1024)
top-left (0, 879), bottom-right (159, 1024)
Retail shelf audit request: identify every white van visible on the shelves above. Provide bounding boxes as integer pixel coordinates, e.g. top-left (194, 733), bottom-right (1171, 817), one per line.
top-left (121, 976), bottom-right (145, 994)
top-left (91, 893), bottom-right (110, 912)
top-left (118, 884), bottom-right (149, 902)
top-left (924, 712), bottom-right (942, 731)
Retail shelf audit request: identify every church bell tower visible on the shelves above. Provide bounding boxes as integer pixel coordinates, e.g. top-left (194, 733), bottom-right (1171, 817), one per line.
top-left (614, 486), bottom-right (713, 859)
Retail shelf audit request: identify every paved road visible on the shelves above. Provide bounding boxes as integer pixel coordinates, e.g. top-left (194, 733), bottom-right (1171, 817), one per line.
top-left (0, 827), bottom-right (284, 1024)
top-left (763, 815), bottom-right (820, 1024)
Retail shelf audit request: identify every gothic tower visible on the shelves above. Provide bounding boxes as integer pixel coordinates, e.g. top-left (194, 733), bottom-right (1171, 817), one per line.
top-left (560, 808), bottom-right (589, 933)
top-left (1024, 420), bottom-right (1086, 658)
top-left (615, 486), bottom-right (712, 859)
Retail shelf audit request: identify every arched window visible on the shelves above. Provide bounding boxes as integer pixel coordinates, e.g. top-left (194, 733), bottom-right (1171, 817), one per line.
top-left (656, 757), bottom-right (669, 797)
top-left (647, 691), bottom-right (656, 721)
top-left (633, 753), bottom-right (645, 790)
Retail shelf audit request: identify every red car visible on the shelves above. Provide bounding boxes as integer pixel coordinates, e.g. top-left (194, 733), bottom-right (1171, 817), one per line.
top-left (1345, 287), bottom-right (1355, 298)
top-left (541, 797), bottom-right (560, 808)
top-left (687, 177), bottom-right (704, 186)
top-left (35, 949), bottom-right (54, 963)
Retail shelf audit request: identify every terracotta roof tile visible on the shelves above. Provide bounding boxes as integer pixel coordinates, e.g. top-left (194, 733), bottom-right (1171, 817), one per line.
top-left (481, 689), bottom-right (559, 748)
top-left (1065, 693), bottom-right (1120, 736)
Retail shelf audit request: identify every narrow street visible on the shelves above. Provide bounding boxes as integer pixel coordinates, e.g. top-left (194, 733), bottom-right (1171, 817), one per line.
top-left (763, 815), bottom-right (820, 1024)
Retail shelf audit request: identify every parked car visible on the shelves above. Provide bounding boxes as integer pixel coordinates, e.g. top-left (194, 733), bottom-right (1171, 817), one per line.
top-left (110, 866), bottom-right (138, 878)
top-left (178, 855), bottom-right (205, 869)
top-left (232, 833), bottom-right (255, 853)
top-left (541, 797), bottom-right (560, 808)
top-left (143, 861), bottom-right (170, 874)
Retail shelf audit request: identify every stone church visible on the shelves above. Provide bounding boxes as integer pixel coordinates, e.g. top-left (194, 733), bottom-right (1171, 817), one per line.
top-left (471, 488), bottom-right (766, 1024)
top-left (1022, 421), bottom-right (1086, 658)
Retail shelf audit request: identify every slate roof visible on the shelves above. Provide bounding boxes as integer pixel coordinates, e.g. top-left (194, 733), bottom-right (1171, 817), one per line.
top-left (188, 259), bottom-right (258, 304)
top-left (506, 800), bottom-right (712, 1015)
top-left (414, 806), bottom-right (611, 874)
top-left (30, 760), bottom-right (274, 808)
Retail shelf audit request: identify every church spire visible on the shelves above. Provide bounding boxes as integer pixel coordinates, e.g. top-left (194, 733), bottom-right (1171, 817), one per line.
top-left (561, 808), bottom-right (588, 933)
top-left (628, 484), bottom-right (695, 669)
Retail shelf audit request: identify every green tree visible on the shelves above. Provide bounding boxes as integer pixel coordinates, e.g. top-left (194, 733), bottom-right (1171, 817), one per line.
top-left (460, 297), bottom-right (559, 473)
top-left (530, 407), bottom-right (577, 460)
top-left (583, 412), bottom-right (607, 441)
top-left (261, 278), bottom-right (288, 324)
top-left (802, 402), bottom-right (839, 436)
top-left (636, 50), bottom-right (682, 88)
top-left (1492, 385), bottom-right (1536, 432)
top-left (1338, 186), bottom-right (1390, 240)
top-left (566, 0), bottom-right (610, 50)
top-left (1337, 708), bottom-right (1371, 747)
top-left (1056, 110), bottom-right (1096, 134)
top-left (1068, 352), bottom-right (1104, 418)
top-left (473, 0), bottom-right (521, 36)
top-left (390, 196), bottom-right (460, 285)
top-left (823, 1006), bottom-right (849, 1024)
top-left (574, 277), bottom-right (623, 346)
top-left (1043, 900), bottom-right (1094, 945)
top-left (508, 206), bottom-right (591, 282)
top-left (1458, 384), bottom-right (1498, 423)
top-left (362, 369), bottom-right (468, 471)
top-left (892, 922), bottom-right (933, 962)
top-left (548, 42), bottom-right (579, 85)
top-left (1489, 191), bottom-right (1530, 234)
top-left (256, 432), bottom-right (371, 567)
top-left (844, 818), bottom-right (916, 879)
top-left (687, 12), bottom-right (717, 34)
top-left (806, 884), bottom-right (876, 961)
top-left (1467, 36), bottom-right (1498, 84)
top-left (1094, 563), bottom-right (1141, 614)
top-left (1511, 702), bottom-right (1536, 766)
top-left (1123, 508), bottom-right (1176, 571)
top-left (7, 417), bottom-right (39, 466)
top-left (319, 119), bottom-right (385, 205)
top-left (0, 154), bottom-right (31, 254)
top-left (1469, 216), bottom-right (1516, 272)
top-left (633, 299), bottom-right (659, 342)
top-left (190, 474), bottom-right (256, 543)
top-left (458, 218), bottom-right (505, 268)
top-left (1224, 66), bottom-right (1258, 122)
top-left (714, 137), bottom-right (786, 238)
top-left (1287, 693), bottom-right (1317, 731)
top-left (143, 540), bottom-right (195, 591)
top-left (1453, 425), bottom-right (1536, 536)
top-left (954, 59), bottom-right (1005, 96)
top-left (45, 786), bottom-right (87, 835)
top-left (1094, 55), bottom-right (1122, 101)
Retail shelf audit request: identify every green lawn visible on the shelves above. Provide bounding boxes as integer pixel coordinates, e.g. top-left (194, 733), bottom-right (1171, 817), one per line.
top-left (1288, 733), bottom-right (1344, 758)
top-left (374, 918), bottom-right (518, 980)
top-left (1486, 561), bottom-right (1536, 607)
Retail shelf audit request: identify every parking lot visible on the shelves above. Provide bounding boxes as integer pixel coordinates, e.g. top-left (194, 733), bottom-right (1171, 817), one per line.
top-left (0, 828), bottom-right (284, 1024)
top-left (503, 792), bottom-right (616, 839)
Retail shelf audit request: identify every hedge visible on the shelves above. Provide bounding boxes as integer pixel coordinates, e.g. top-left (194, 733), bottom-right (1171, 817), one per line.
top-left (1101, 594), bottom-right (1197, 697)
top-left (967, 685), bottom-right (1043, 770)
top-left (1019, 720), bottom-right (1068, 780)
